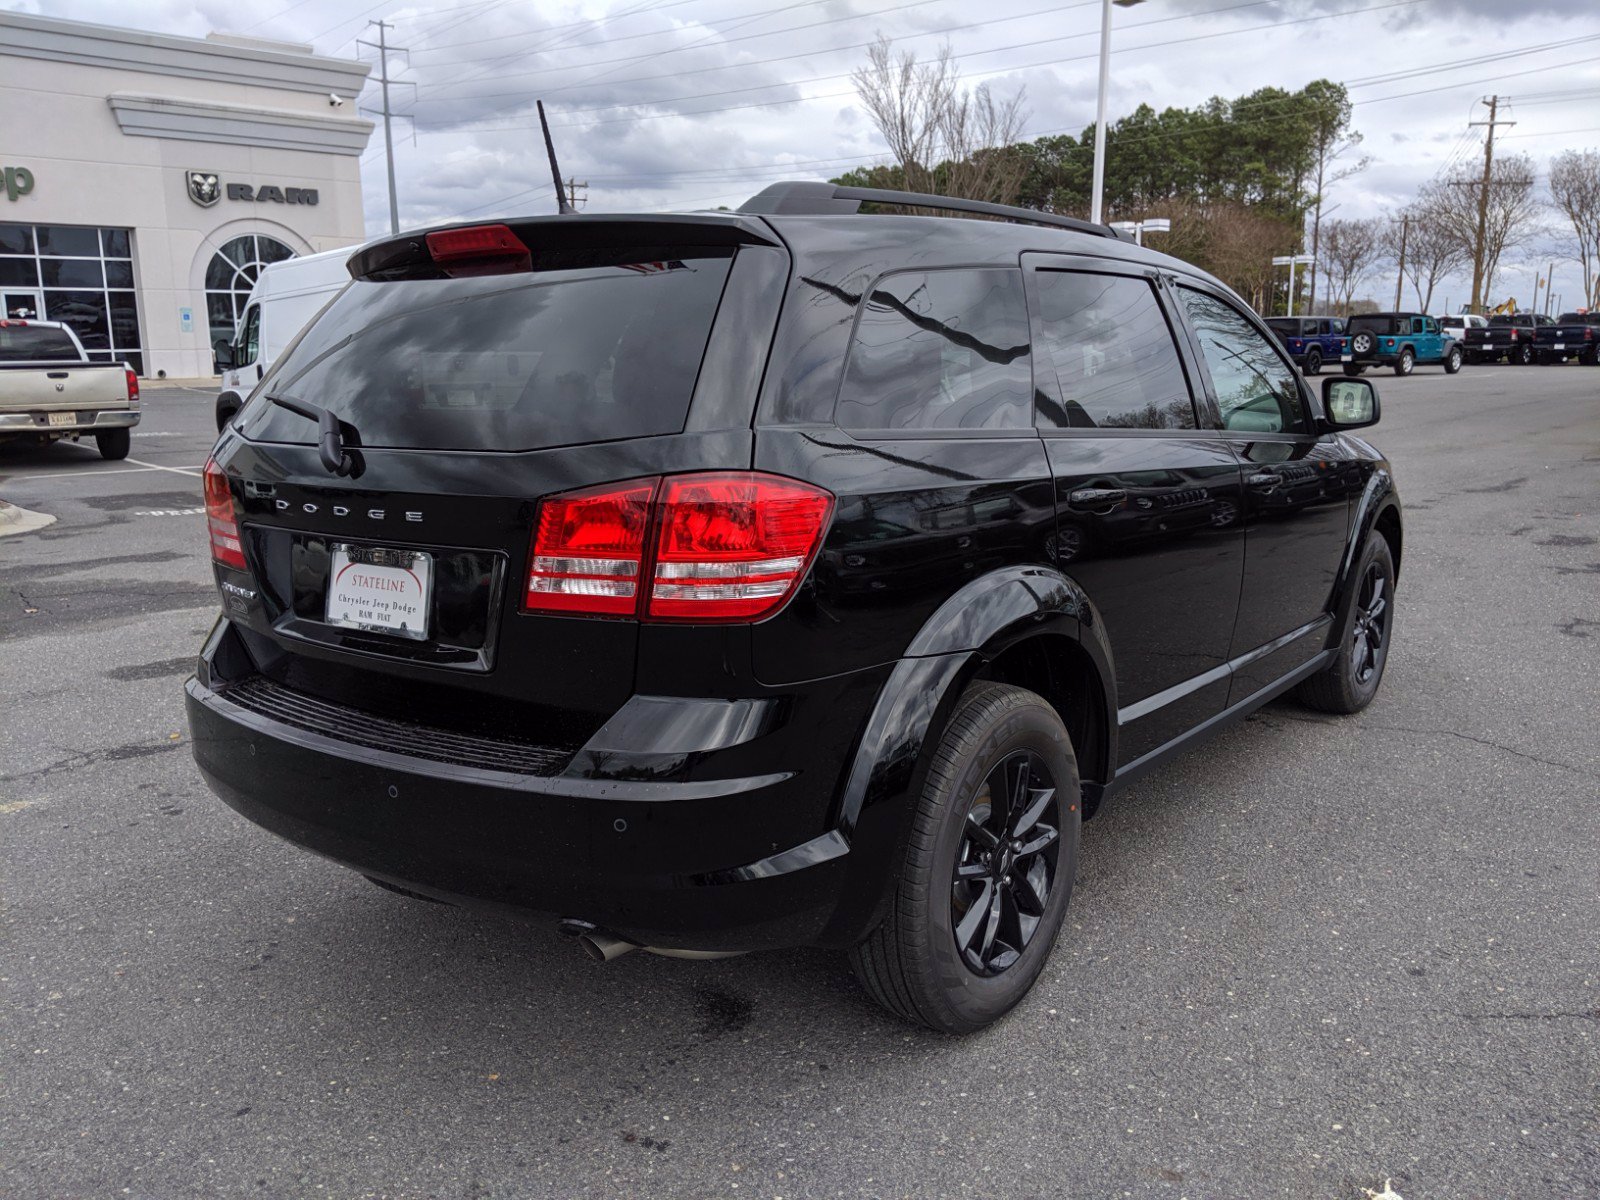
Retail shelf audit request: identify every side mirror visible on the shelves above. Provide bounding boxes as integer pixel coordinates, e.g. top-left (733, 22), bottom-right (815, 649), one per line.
top-left (1321, 377), bottom-right (1380, 431)
top-left (213, 338), bottom-right (234, 371)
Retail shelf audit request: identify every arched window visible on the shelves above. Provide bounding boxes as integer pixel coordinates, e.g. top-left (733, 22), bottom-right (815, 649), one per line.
top-left (205, 234), bottom-right (295, 350)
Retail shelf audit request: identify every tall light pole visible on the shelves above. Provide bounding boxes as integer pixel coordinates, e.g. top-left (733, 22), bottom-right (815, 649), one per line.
top-left (1090, 0), bottom-right (1145, 226)
top-left (1110, 217), bottom-right (1170, 246)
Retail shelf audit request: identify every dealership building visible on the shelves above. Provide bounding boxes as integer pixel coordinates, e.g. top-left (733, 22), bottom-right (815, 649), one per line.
top-left (0, 11), bottom-right (372, 378)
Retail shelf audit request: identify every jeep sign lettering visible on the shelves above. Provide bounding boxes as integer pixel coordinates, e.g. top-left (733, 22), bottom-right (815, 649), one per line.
top-left (3, 165), bottom-right (35, 202)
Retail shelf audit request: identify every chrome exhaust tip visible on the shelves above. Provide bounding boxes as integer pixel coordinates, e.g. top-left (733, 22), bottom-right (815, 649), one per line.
top-left (578, 930), bottom-right (639, 962)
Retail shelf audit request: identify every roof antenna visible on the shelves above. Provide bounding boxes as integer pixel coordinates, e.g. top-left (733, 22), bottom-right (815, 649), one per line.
top-left (538, 101), bottom-right (578, 216)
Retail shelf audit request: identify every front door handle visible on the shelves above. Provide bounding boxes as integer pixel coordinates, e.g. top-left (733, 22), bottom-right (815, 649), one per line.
top-left (256, 363), bottom-right (264, 381)
top-left (1068, 487), bottom-right (1126, 509)
top-left (1247, 473), bottom-right (1280, 490)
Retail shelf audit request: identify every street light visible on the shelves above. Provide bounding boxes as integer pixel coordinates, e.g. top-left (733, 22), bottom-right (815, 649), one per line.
top-left (1110, 217), bottom-right (1170, 246)
top-left (1272, 254), bottom-right (1315, 317)
top-left (1090, 0), bottom-right (1145, 226)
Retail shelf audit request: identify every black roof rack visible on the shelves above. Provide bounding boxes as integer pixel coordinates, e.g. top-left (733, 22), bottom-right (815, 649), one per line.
top-left (737, 181), bottom-right (1129, 241)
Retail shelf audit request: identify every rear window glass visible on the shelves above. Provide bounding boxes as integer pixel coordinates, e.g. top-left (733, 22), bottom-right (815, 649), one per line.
top-left (1349, 315), bottom-right (1404, 335)
top-left (0, 325), bottom-right (80, 361)
top-left (1265, 318), bottom-right (1297, 335)
top-left (240, 250), bottom-right (735, 452)
top-left (835, 268), bottom-right (1032, 432)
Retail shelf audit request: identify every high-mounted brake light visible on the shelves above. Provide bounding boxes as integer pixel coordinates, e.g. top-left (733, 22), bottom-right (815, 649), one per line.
top-left (203, 458), bottom-right (246, 570)
top-left (524, 480), bottom-right (654, 615)
top-left (425, 224), bottom-right (531, 274)
top-left (0, 319), bottom-right (27, 327)
top-left (524, 473), bottom-right (834, 622)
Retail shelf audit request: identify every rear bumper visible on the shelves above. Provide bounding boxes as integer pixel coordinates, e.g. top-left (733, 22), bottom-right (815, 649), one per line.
top-left (0, 409), bottom-right (138, 433)
top-left (185, 627), bottom-right (888, 952)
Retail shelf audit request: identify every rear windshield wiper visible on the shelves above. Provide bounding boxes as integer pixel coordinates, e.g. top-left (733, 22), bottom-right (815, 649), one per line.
top-left (262, 393), bottom-right (360, 477)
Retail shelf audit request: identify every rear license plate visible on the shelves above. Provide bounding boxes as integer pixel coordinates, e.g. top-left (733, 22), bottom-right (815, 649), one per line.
top-left (1340, 354), bottom-right (1352, 362)
top-left (1554, 343), bottom-right (1565, 350)
top-left (326, 543), bottom-right (432, 640)
top-left (47, 411), bottom-right (74, 427)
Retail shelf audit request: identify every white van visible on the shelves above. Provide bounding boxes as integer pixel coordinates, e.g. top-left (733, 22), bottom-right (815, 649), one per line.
top-left (214, 245), bottom-right (357, 430)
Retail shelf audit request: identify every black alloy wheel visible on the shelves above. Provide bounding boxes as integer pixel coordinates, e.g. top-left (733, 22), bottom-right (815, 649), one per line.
top-left (1347, 559), bottom-right (1390, 688)
top-left (1304, 347), bottom-right (1323, 375)
top-left (950, 750), bottom-right (1062, 977)
top-left (1513, 342), bottom-right (1534, 365)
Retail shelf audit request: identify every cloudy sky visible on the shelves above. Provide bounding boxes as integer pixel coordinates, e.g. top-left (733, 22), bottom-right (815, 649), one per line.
top-left (14, 0), bottom-right (1600, 306)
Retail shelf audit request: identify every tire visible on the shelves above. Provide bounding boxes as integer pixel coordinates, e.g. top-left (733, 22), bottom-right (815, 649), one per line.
top-left (1443, 346), bottom-right (1462, 374)
top-left (1343, 363), bottom-right (1366, 377)
top-left (1296, 531), bottom-right (1396, 715)
top-left (1465, 351), bottom-right (1480, 365)
top-left (849, 681), bottom-right (1081, 1034)
top-left (1350, 330), bottom-right (1376, 357)
top-left (1512, 342), bottom-right (1533, 366)
top-left (216, 393), bottom-right (243, 432)
top-left (95, 428), bottom-right (131, 460)
top-left (1394, 348), bottom-right (1414, 377)
top-left (1303, 347), bottom-right (1322, 376)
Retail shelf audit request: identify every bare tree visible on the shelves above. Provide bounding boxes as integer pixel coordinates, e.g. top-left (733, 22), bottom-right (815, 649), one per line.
top-left (1431, 152), bottom-right (1540, 307)
top-left (1381, 188), bottom-right (1470, 313)
top-left (1318, 217), bottom-right (1385, 315)
top-left (852, 36), bottom-right (1029, 204)
top-left (1300, 82), bottom-right (1369, 313)
top-left (1549, 149), bottom-right (1600, 308)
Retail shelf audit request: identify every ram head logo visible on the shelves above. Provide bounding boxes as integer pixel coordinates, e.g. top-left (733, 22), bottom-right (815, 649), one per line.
top-left (187, 170), bottom-right (221, 208)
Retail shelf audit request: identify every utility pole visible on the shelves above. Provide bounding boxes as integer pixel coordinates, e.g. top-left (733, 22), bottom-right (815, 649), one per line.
top-left (1393, 214), bottom-right (1409, 311)
top-left (1545, 261), bottom-right (1555, 315)
top-left (359, 20), bottom-right (409, 236)
top-left (1466, 96), bottom-right (1515, 314)
top-left (564, 177), bottom-right (589, 210)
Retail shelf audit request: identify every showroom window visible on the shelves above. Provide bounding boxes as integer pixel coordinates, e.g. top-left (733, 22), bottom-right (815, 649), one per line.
top-left (205, 234), bottom-right (296, 352)
top-left (0, 223), bottom-right (144, 375)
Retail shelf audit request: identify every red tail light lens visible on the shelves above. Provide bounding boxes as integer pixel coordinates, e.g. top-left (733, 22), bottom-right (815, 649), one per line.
top-left (524, 480), bottom-right (655, 615)
top-left (523, 472), bottom-right (834, 622)
top-left (648, 473), bottom-right (834, 621)
top-left (203, 458), bottom-right (246, 570)
top-left (125, 367), bottom-right (139, 407)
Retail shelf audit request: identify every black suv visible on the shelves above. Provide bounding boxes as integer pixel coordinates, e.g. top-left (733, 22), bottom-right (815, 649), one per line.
top-left (188, 183), bottom-right (1402, 1033)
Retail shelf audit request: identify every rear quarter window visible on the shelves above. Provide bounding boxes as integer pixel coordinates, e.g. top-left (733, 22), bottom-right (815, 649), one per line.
top-left (834, 268), bottom-right (1032, 432)
top-left (241, 249), bottom-right (735, 452)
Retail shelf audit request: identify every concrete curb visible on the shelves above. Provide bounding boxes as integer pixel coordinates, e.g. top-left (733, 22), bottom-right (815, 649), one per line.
top-left (0, 500), bottom-right (57, 537)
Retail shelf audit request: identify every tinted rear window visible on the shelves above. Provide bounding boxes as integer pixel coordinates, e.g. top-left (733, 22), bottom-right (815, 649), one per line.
top-left (1265, 318), bottom-right (1297, 335)
top-left (240, 250), bottom-right (735, 452)
top-left (0, 325), bottom-right (80, 362)
top-left (1349, 315), bottom-right (1404, 335)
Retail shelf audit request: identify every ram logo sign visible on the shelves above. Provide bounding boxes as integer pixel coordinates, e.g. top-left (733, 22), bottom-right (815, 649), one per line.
top-left (185, 171), bottom-right (318, 208)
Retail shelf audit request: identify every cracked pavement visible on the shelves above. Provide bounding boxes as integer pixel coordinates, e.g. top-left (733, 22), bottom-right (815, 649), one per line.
top-left (1, 369), bottom-right (1597, 1198)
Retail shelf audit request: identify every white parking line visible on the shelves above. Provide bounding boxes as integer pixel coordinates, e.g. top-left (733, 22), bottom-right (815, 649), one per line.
top-left (126, 458), bottom-right (204, 479)
top-left (0, 463), bottom-right (205, 482)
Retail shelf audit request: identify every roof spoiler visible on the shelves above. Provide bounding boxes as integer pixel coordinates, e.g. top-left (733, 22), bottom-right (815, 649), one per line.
top-left (737, 181), bottom-right (1131, 241)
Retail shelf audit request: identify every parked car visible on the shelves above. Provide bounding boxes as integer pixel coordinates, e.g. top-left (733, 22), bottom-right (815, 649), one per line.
top-left (187, 182), bottom-right (1403, 1033)
top-left (0, 318), bottom-right (139, 459)
top-left (1264, 315), bottom-right (1348, 375)
top-left (212, 245), bottom-right (356, 431)
top-left (1531, 311), bottom-right (1600, 365)
top-left (1345, 312), bottom-right (1462, 376)
top-left (1436, 313), bottom-right (1487, 344)
top-left (1461, 312), bottom-right (1554, 365)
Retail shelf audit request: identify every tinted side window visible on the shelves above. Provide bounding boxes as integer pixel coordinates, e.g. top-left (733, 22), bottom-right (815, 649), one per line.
top-left (835, 268), bottom-right (1031, 431)
top-left (1032, 271), bottom-right (1195, 430)
top-left (1178, 287), bottom-right (1306, 435)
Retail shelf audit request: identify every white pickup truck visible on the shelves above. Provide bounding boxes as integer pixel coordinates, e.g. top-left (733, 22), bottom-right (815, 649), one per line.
top-left (0, 319), bottom-right (140, 460)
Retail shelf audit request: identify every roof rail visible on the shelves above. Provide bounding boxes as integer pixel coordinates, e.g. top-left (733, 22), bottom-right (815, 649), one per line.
top-left (737, 181), bottom-right (1129, 241)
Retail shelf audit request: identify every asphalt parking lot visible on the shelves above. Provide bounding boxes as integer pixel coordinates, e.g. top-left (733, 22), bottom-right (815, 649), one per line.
top-left (2, 366), bottom-right (1597, 1199)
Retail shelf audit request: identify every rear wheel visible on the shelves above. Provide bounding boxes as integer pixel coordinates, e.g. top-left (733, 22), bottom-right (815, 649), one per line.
top-left (1512, 342), bottom-right (1533, 365)
top-left (849, 681), bottom-right (1080, 1034)
top-left (1443, 346), bottom-right (1463, 374)
top-left (1296, 531), bottom-right (1395, 715)
top-left (95, 428), bottom-right (130, 460)
top-left (1303, 347), bottom-right (1323, 376)
top-left (1343, 363), bottom-right (1366, 377)
top-left (1465, 350), bottom-right (1480, 365)
top-left (1394, 348), bottom-right (1415, 377)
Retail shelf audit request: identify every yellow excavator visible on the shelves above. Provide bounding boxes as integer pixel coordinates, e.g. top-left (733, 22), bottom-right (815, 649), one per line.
top-left (1486, 297), bottom-right (1518, 317)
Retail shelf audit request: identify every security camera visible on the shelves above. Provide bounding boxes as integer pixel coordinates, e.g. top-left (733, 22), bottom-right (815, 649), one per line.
top-left (329, 93), bottom-right (345, 107)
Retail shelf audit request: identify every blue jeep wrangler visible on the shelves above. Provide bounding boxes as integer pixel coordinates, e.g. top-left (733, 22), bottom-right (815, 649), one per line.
top-left (1265, 316), bottom-right (1348, 376)
top-left (1345, 312), bottom-right (1463, 376)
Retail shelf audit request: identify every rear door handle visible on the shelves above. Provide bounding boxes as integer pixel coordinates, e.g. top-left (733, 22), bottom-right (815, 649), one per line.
top-left (1068, 487), bottom-right (1126, 509)
top-left (1247, 473), bottom-right (1280, 490)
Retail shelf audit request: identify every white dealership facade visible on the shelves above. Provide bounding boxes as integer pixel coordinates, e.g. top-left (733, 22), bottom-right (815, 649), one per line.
top-left (0, 11), bottom-right (372, 378)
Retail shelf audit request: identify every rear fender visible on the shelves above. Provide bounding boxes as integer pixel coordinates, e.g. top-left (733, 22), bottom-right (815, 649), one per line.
top-left (815, 565), bottom-right (1116, 947)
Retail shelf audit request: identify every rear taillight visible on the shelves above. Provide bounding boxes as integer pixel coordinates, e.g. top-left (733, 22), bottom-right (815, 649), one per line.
top-left (125, 367), bottom-right (139, 408)
top-left (203, 458), bottom-right (246, 570)
top-left (1510, 329), bottom-right (1519, 341)
top-left (524, 480), bottom-right (653, 615)
top-left (648, 473), bottom-right (834, 621)
top-left (524, 472), bottom-right (834, 623)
